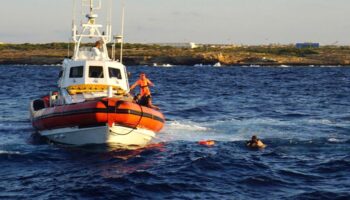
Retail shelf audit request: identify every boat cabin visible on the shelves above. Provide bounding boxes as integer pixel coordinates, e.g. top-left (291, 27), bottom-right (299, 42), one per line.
top-left (59, 59), bottom-right (129, 90)
top-left (55, 58), bottom-right (130, 105)
top-left (51, 0), bottom-right (131, 105)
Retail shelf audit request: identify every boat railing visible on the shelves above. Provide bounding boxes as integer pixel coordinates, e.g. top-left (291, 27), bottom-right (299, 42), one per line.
top-left (76, 47), bottom-right (109, 61)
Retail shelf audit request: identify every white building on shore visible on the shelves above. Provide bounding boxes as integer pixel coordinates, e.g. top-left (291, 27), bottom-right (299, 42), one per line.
top-left (153, 42), bottom-right (199, 49)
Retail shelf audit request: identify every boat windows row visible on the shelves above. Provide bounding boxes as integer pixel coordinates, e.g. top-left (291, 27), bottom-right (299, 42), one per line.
top-left (69, 66), bottom-right (122, 79)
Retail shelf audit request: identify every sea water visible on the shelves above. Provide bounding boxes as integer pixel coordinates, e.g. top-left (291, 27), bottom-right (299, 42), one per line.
top-left (0, 65), bottom-right (349, 199)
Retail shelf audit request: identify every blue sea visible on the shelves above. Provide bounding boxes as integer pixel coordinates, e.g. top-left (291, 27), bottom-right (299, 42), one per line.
top-left (0, 65), bottom-right (349, 199)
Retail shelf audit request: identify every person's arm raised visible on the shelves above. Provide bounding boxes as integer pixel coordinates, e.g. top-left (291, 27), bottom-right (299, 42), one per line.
top-left (148, 79), bottom-right (155, 87)
top-left (130, 80), bottom-right (139, 91)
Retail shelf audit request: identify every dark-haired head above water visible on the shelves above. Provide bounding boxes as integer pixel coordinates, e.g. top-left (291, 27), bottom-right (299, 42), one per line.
top-left (247, 135), bottom-right (266, 149)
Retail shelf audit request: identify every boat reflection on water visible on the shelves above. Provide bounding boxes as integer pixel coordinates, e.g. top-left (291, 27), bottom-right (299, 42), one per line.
top-left (66, 142), bottom-right (165, 156)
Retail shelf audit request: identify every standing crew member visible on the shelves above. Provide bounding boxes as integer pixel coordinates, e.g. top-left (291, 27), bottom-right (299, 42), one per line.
top-left (130, 73), bottom-right (159, 110)
top-left (130, 72), bottom-right (154, 97)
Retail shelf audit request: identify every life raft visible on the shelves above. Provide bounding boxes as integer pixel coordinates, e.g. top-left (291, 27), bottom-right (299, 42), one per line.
top-left (31, 97), bottom-right (165, 132)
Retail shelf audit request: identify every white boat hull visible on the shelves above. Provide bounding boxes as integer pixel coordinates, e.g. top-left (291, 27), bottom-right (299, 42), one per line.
top-left (39, 124), bottom-right (156, 149)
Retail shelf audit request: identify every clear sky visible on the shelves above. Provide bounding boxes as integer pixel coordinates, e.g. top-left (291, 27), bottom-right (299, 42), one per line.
top-left (1, 0), bottom-right (350, 45)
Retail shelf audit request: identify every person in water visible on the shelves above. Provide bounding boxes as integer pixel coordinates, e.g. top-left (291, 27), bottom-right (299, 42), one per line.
top-left (246, 135), bottom-right (266, 148)
top-left (130, 73), bottom-right (159, 110)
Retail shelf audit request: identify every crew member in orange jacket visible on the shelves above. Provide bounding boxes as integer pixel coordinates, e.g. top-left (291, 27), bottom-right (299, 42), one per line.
top-left (130, 72), bottom-right (154, 96)
top-left (130, 73), bottom-right (159, 110)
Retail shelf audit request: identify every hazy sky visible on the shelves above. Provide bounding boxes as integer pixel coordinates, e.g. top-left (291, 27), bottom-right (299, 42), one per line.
top-left (1, 0), bottom-right (350, 44)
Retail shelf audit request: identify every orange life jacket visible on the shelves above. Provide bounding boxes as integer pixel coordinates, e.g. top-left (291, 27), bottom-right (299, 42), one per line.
top-left (137, 79), bottom-right (151, 96)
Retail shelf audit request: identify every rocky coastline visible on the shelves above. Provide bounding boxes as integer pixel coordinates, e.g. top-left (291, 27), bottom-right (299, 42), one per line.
top-left (0, 43), bottom-right (350, 66)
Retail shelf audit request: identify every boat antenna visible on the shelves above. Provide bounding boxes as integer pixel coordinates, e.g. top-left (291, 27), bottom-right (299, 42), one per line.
top-left (90, 0), bottom-right (93, 14)
top-left (67, 39), bottom-right (70, 57)
top-left (107, 0), bottom-right (112, 25)
top-left (113, 1), bottom-right (125, 62)
top-left (72, 0), bottom-right (76, 27)
top-left (120, 0), bottom-right (125, 63)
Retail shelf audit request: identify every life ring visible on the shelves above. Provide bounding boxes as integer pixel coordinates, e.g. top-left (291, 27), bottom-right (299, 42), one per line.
top-left (198, 140), bottom-right (215, 147)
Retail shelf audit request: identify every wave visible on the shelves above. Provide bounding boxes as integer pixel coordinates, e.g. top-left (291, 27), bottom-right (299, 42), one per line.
top-left (0, 122), bottom-right (32, 132)
top-left (304, 118), bottom-right (350, 131)
top-left (158, 117), bottom-right (304, 143)
top-left (9, 64), bottom-right (54, 67)
top-left (290, 191), bottom-right (350, 200)
top-left (320, 65), bottom-right (343, 68)
top-left (167, 120), bottom-right (209, 131)
top-left (327, 138), bottom-right (348, 143)
top-left (0, 150), bottom-right (22, 155)
top-left (156, 120), bottom-right (211, 142)
top-left (0, 134), bottom-right (27, 146)
top-left (279, 65), bottom-right (290, 68)
top-left (306, 119), bottom-right (333, 125)
top-left (153, 120), bottom-right (257, 143)
top-left (158, 118), bottom-right (285, 142)
top-left (238, 175), bottom-right (290, 187)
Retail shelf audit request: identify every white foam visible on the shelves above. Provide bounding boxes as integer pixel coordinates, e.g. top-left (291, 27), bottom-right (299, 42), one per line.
top-left (328, 138), bottom-right (347, 143)
top-left (242, 65), bottom-right (261, 68)
top-left (320, 65), bottom-right (340, 68)
top-left (279, 65), bottom-right (290, 68)
top-left (307, 119), bottom-right (333, 125)
top-left (306, 119), bottom-right (350, 128)
top-left (0, 123), bottom-right (32, 131)
top-left (156, 118), bottom-right (282, 143)
top-left (0, 150), bottom-right (21, 155)
top-left (193, 64), bottom-right (211, 67)
top-left (155, 116), bottom-right (341, 143)
top-left (167, 121), bottom-right (209, 131)
top-left (156, 120), bottom-right (213, 142)
top-left (209, 117), bottom-right (293, 127)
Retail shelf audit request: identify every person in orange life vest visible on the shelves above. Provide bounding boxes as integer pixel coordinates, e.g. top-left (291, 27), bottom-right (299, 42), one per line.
top-left (130, 73), bottom-right (159, 110)
top-left (130, 72), bottom-right (154, 96)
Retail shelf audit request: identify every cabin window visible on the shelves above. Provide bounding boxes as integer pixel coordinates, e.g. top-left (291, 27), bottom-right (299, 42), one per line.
top-left (69, 66), bottom-right (83, 78)
top-left (89, 66), bottom-right (104, 78)
top-left (109, 67), bottom-right (122, 79)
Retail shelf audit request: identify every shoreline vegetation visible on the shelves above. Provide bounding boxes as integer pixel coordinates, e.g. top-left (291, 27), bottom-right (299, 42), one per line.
top-left (0, 43), bottom-right (350, 66)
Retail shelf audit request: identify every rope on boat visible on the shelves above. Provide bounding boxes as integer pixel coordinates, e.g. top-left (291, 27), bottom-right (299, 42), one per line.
top-left (109, 101), bottom-right (144, 136)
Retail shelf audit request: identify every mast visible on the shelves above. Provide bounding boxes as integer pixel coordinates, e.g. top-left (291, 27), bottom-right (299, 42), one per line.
top-left (71, 0), bottom-right (112, 60)
top-left (112, 0), bottom-right (125, 63)
top-left (90, 0), bottom-right (93, 14)
top-left (120, 3), bottom-right (125, 63)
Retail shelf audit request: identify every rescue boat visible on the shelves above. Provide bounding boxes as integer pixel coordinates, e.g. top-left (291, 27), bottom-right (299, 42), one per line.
top-left (29, 0), bottom-right (165, 148)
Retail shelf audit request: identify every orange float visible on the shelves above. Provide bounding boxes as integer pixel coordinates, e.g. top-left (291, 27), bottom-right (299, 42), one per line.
top-left (198, 140), bottom-right (216, 147)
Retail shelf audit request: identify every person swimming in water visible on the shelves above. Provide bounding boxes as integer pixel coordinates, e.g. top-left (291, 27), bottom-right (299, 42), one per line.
top-left (246, 135), bottom-right (266, 148)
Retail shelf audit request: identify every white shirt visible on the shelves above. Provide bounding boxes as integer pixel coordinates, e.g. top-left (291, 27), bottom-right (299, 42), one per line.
top-left (92, 47), bottom-right (102, 59)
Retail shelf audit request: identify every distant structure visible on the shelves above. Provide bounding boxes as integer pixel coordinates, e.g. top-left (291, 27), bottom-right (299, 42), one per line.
top-left (155, 42), bottom-right (199, 49)
top-left (189, 42), bottom-right (197, 49)
top-left (296, 42), bottom-right (320, 49)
